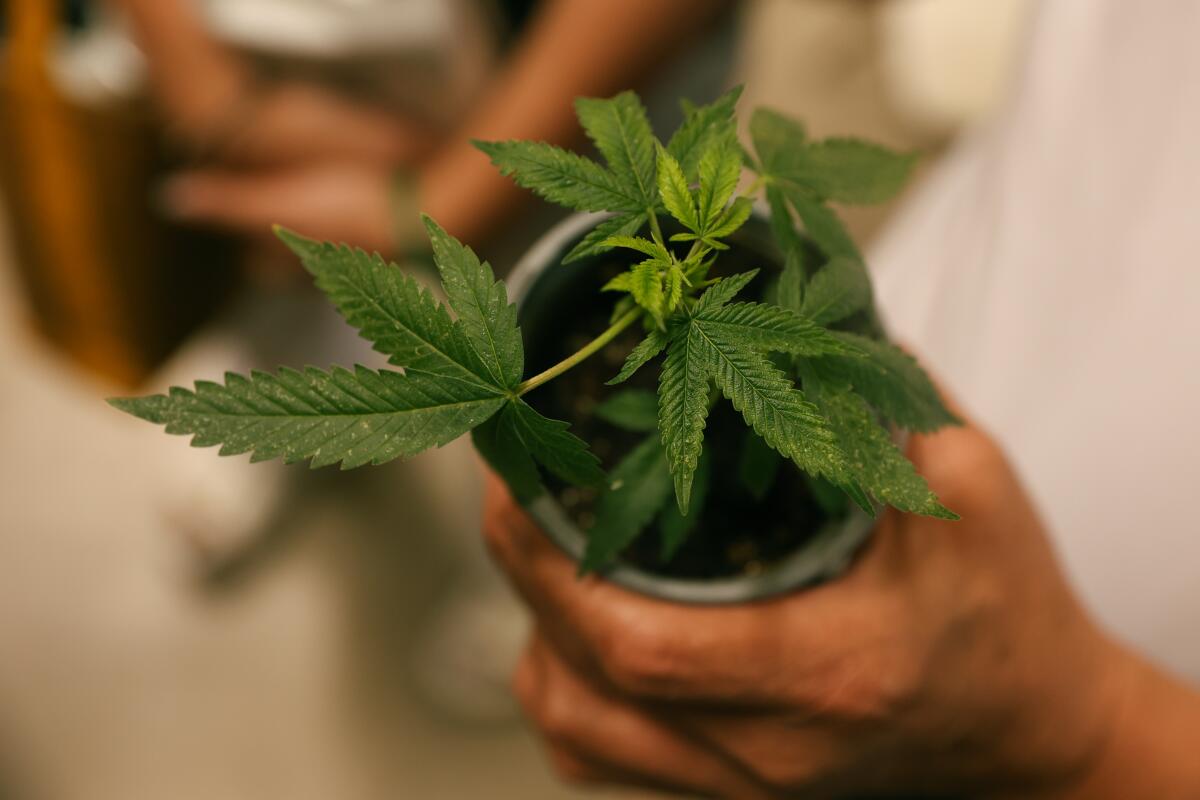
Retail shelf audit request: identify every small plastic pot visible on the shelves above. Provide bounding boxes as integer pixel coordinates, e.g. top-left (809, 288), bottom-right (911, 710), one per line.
top-left (506, 212), bottom-right (875, 605)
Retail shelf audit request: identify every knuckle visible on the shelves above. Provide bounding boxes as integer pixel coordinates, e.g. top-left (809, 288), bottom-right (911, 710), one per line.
top-left (801, 641), bottom-right (923, 725)
top-left (918, 426), bottom-right (1009, 513)
top-left (597, 621), bottom-right (686, 695)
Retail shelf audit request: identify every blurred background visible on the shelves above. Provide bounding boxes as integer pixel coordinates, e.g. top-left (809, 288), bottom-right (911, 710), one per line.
top-left (0, 1), bottom-right (1032, 797)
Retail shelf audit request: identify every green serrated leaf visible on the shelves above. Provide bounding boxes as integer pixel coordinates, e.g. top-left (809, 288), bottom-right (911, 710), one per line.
top-left (749, 107), bottom-right (807, 178)
top-left (793, 138), bottom-right (916, 205)
top-left (688, 319), bottom-right (849, 485)
top-left (594, 388), bottom-right (658, 432)
top-left (658, 445), bottom-right (711, 560)
top-left (781, 186), bottom-right (861, 261)
top-left (628, 259), bottom-right (666, 321)
top-left (602, 235), bottom-right (670, 261)
top-left (421, 216), bottom-right (523, 389)
top-left (655, 143), bottom-right (699, 233)
top-left (706, 196), bottom-right (753, 240)
top-left (508, 399), bottom-right (605, 488)
top-left (602, 272), bottom-right (634, 292)
top-left (667, 86), bottom-right (743, 181)
top-left (582, 435), bottom-right (674, 571)
top-left (692, 269), bottom-right (759, 314)
top-left (817, 334), bottom-right (960, 432)
top-left (608, 328), bottom-right (669, 385)
top-left (696, 136), bottom-right (742, 230)
top-left (777, 248), bottom-right (806, 312)
top-left (801, 255), bottom-right (872, 326)
top-left (811, 381), bottom-right (956, 519)
top-left (472, 404), bottom-right (544, 502)
top-left (575, 91), bottom-right (658, 209)
top-left (658, 323), bottom-right (712, 513)
top-left (765, 185), bottom-right (805, 260)
top-left (275, 229), bottom-right (499, 392)
top-left (473, 140), bottom-right (640, 212)
top-left (693, 301), bottom-right (863, 358)
top-left (664, 263), bottom-right (684, 314)
top-left (562, 214), bottom-right (643, 263)
top-left (110, 366), bottom-right (506, 469)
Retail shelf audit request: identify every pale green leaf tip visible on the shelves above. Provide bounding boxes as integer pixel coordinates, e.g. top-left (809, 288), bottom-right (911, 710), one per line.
top-left (419, 212), bottom-right (440, 237)
top-left (273, 224), bottom-right (313, 253)
top-left (107, 395), bottom-right (168, 424)
top-left (932, 504), bottom-right (960, 521)
top-left (674, 480), bottom-right (692, 517)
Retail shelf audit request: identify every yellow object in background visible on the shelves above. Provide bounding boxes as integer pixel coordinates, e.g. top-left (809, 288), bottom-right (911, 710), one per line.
top-left (0, 0), bottom-right (235, 388)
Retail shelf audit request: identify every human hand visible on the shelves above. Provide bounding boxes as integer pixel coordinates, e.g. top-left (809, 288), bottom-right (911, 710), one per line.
top-left (196, 82), bottom-right (436, 168)
top-left (161, 160), bottom-right (401, 255)
top-left (483, 411), bottom-right (1135, 798)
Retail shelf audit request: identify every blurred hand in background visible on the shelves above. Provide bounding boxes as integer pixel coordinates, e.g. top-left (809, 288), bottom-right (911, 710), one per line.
top-left (114, 0), bottom-right (726, 256)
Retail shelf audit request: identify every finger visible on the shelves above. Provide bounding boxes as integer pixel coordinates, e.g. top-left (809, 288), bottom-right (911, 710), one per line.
top-left (160, 170), bottom-right (283, 233)
top-left (484, 472), bottom-right (880, 706)
top-left (514, 635), bottom-right (773, 798)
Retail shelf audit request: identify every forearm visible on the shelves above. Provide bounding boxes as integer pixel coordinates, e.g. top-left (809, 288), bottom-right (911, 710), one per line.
top-left (419, 0), bottom-right (726, 246)
top-left (106, 0), bottom-right (246, 137)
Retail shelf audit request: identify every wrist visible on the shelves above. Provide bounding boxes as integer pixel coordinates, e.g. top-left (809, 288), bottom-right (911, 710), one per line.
top-left (1039, 645), bottom-right (1200, 800)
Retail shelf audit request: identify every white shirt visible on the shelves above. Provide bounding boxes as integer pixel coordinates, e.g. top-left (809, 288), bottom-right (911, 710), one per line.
top-left (873, 0), bottom-right (1200, 681)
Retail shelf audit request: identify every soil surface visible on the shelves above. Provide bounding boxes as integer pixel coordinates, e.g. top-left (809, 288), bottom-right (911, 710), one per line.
top-left (519, 228), bottom-right (841, 580)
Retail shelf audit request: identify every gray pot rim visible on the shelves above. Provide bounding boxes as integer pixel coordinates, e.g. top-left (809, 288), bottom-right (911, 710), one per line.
top-left (507, 212), bottom-right (876, 605)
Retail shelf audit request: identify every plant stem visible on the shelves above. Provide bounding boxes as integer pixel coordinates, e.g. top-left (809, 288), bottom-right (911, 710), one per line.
top-left (516, 306), bottom-right (642, 396)
top-left (647, 212), bottom-right (666, 248)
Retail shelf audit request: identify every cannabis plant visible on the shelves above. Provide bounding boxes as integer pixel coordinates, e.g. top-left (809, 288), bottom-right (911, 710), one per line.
top-left (112, 87), bottom-right (958, 572)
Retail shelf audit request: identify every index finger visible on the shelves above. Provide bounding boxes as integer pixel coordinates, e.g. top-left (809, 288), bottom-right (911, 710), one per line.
top-left (482, 470), bottom-right (882, 705)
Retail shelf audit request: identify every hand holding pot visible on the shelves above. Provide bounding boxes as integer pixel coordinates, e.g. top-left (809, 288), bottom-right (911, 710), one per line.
top-left (483, 413), bottom-right (1200, 797)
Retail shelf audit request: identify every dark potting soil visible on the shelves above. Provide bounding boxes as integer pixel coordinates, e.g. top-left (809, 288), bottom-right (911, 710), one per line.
top-left (519, 233), bottom-right (841, 581)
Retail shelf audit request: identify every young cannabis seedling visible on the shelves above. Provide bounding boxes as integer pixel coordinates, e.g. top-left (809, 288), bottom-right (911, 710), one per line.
top-left (112, 87), bottom-right (958, 572)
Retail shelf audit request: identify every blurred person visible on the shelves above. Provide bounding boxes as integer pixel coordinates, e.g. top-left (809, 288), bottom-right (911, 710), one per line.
top-left (115, 0), bottom-right (726, 253)
top-left (485, 0), bottom-right (1200, 796)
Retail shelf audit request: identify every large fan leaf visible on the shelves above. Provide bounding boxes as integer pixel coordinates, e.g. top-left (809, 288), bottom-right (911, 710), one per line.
top-left (811, 382), bottom-right (956, 519)
top-left (816, 334), bottom-right (960, 432)
top-left (474, 399), bottom-right (604, 498)
top-left (276, 229), bottom-right (497, 392)
top-left (694, 301), bottom-right (863, 358)
top-left (800, 255), bottom-right (873, 326)
top-left (575, 91), bottom-right (658, 209)
top-left (658, 323), bottom-right (713, 513)
top-left (473, 140), bottom-right (641, 212)
top-left (691, 321), bottom-right (849, 486)
top-left (582, 435), bottom-right (674, 571)
top-left (508, 399), bottom-right (605, 488)
top-left (422, 216), bottom-right (524, 389)
top-left (787, 138), bottom-right (916, 205)
top-left (110, 366), bottom-right (506, 469)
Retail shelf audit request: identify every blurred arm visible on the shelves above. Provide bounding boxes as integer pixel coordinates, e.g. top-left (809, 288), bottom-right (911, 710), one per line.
top-left (157, 0), bottom-right (727, 253)
top-left (419, 0), bottom-right (727, 245)
top-left (107, 0), bottom-right (248, 146)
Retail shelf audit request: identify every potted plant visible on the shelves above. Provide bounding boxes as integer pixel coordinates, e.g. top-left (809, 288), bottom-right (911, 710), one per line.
top-left (112, 87), bottom-right (959, 603)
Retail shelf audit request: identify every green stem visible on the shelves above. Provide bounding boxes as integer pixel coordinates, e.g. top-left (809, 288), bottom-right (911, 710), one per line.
top-left (516, 306), bottom-right (642, 396)
top-left (647, 211), bottom-right (666, 248)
